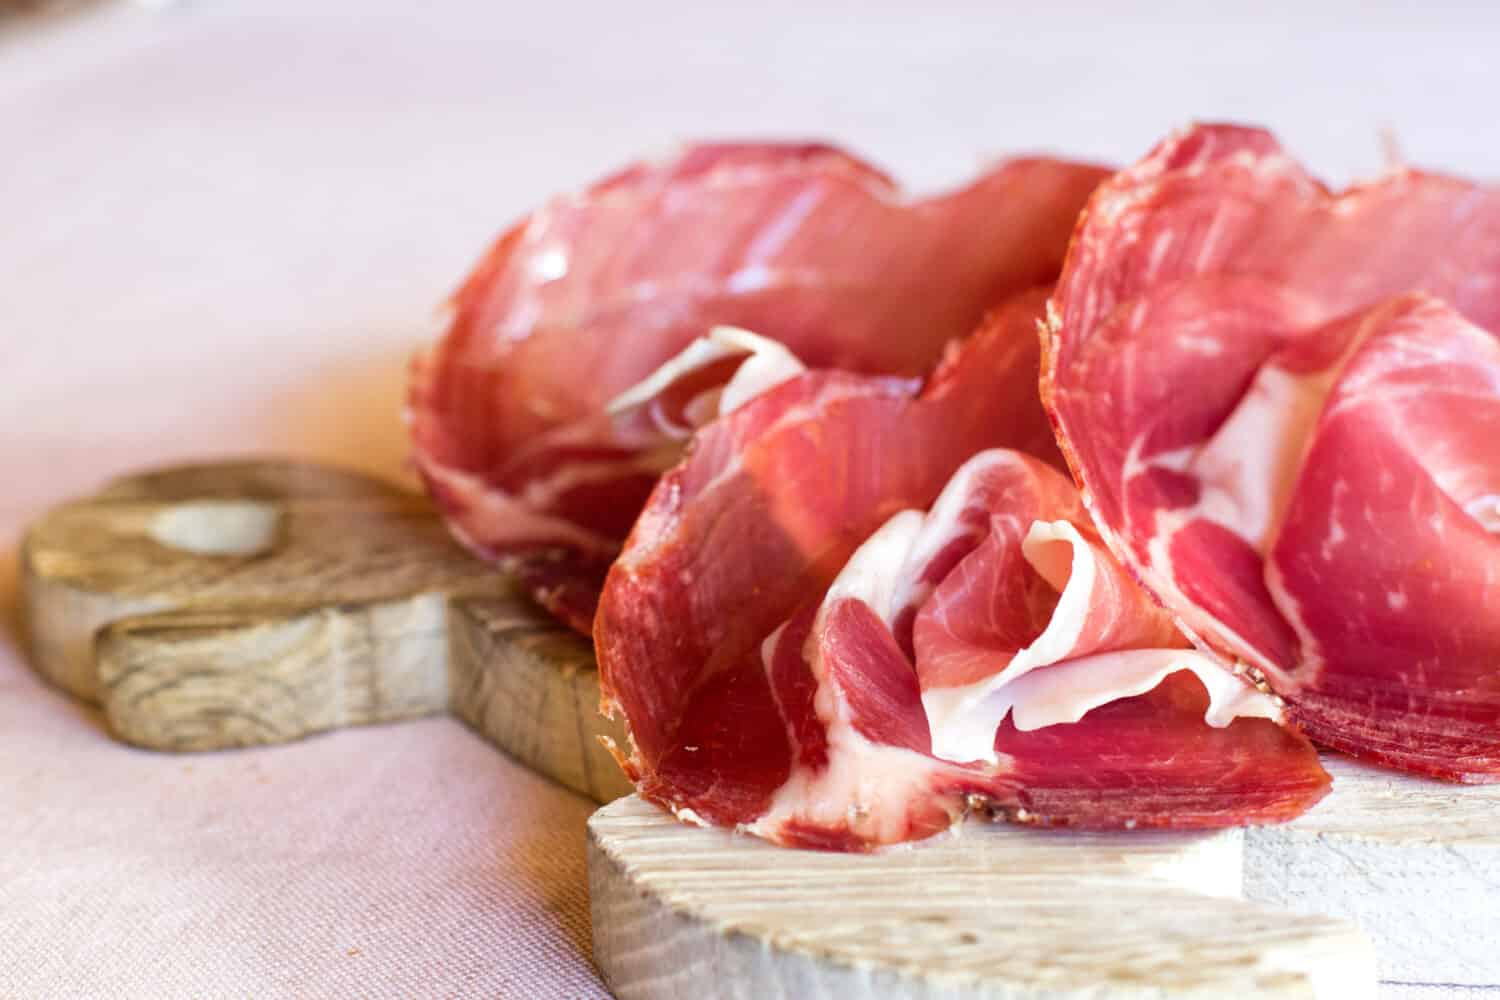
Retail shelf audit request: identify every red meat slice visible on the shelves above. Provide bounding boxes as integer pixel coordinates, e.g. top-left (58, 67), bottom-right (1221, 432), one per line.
top-left (1045, 123), bottom-right (1500, 780)
top-left (409, 143), bottom-right (1107, 631)
top-left (596, 314), bottom-right (1327, 849)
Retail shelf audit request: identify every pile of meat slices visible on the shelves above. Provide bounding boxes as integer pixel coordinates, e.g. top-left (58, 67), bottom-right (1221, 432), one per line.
top-left (410, 124), bottom-right (1500, 850)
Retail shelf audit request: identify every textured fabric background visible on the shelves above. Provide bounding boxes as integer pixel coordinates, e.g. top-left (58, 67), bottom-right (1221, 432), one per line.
top-left (2, 2), bottom-right (1497, 997)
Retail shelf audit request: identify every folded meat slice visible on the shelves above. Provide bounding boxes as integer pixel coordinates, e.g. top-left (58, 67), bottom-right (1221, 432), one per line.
top-left (409, 142), bottom-right (1107, 631)
top-left (906, 456), bottom-right (1198, 763)
top-left (419, 324), bottom-right (809, 630)
top-left (1045, 123), bottom-right (1500, 779)
top-left (596, 319), bottom-right (1327, 850)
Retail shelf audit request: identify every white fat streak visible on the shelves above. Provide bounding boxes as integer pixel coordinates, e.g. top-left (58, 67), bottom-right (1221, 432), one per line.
top-left (1262, 553), bottom-right (1326, 689)
top-left (923, 519), bottom-right (1094, 763)
top-left (925, 520), bottom-right (1279, 764)
top-left (740, 186), bottom-right (823, 265)
top-left (749, 557), bottom-right (955, 845)
top-left (1154, 363), bottom-right (1334, 554)
top-left (1465, 493), bottom-right (1500, 533)
top-left (887, 450), bottom-right (1012, 626)
top-left (518, 453), bottom-right (673, 509)
top-left (1003, 648), bottom-right (1281, 732)
top-left (724, 265), bottom-right (774, 295)
top-left (604, 325), bottom-right (805, 418)
top-left (679, 387), bottom-right (724, 427)
top-left (416, 458), bottom-right (617, 556)
top-left (748, 729), bottom-right (953, 845)
top-left (746, 508), bottom-right (955, 842)
top-left (821, 510), bottom-right (928, 628)
top-left (1127, 313), bottom-right (1389, 692)
top-left (1142, 508), bottom-right (1288, 682)
top-left (1022, 519), bottom-right (1092, 615)
top-left (1143, 304), bottom-right (1387, 566)
top-left (604, 331), bottom-right (743, 414)
top-left (928, 644), bottom-right (1280, 765)
top-left (713, 327), bottom-right (807, 414)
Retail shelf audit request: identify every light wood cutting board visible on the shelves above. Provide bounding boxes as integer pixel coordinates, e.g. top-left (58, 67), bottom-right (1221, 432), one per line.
top-left (19, 458), bottom-right (631, 802)
top-left (20, 459), bottom-right (1500, 997)
top-left (591, 752), bottom-right (1500, 999)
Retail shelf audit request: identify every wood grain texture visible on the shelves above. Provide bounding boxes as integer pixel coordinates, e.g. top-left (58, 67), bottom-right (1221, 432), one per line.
top-left (451, 597), bottom-right (634, 804)
top-left (588, 795), bottom-right (1377, 1000)
top-left (592, 754), bottom-right (1500, 996)
top-left (1245, 754), bottom-right (1500, 986)
top-left (19, 459), bottom-right (629, 802)
top-left (97, 597), bottom-right (453, 751)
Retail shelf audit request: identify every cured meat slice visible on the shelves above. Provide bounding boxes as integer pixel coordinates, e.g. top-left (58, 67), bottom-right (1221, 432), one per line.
top-left (1045, 123), bottom-right (1500, 779)
top-left (422, 325), bottom-right (807, 631)
top-left (596, 320), bottom-right (1327, 849)
top-left (409, 143), bottom-right (1108, 631)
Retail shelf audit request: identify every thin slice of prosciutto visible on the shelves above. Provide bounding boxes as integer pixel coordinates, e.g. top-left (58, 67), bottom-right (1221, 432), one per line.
top-left (596, 317), bottom-right (1327, 850)
top-left (1044, 123), bottom-right (1500, 780)
top-left (409, 142), bottom-right (1107, 631)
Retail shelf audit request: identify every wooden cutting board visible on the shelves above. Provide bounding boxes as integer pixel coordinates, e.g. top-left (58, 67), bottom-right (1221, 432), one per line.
top-left (589, 794), bottom-right (1372, 999)
top-left (591, 753), bottom-right (1500, 999)
top-left (19, 458), bottom-right (631, 802)
top-left (21, 459), bottom-right (1500, 997)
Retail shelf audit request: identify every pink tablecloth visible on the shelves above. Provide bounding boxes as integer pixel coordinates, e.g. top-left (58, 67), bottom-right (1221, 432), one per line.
top-left (4, 3), bottom-right (1497, 997)
top-left (0, 6), bottom-right (617, 996)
